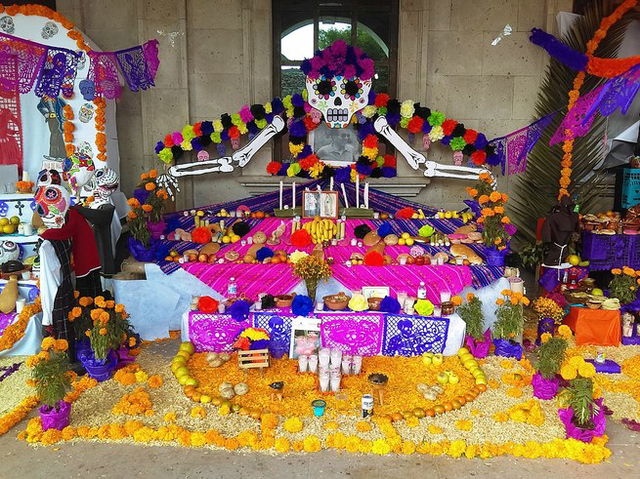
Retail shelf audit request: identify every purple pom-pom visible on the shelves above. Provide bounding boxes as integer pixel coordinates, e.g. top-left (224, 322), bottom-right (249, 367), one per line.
top-left (229, 300), bottom-right (250, 322)
top-left (486, 153), bottom-right (501, 166)
top-left (201, 121), bottom-right (214, 135)
top-left (256, 247), bottom-right (274, 262)
top-left (386, 112), bottom-right (401, 127)
top-left (271, 98), bottom-right (284, 114)
top-left (356, 163), bottom-right (373, 176)
top-left (291, 93), bottom-right (305, 107)
top-left (380, 296), bottom-right (400, 314)
top-left (474, 133), bottom-right (488, 149)
top-left (292, 295), bottom-right (314, 316)
top-left (154, 142), bottom-right (164, 154)
top-left (334, 166), bottom-right (352, 183)
top-left (190, 137), bottom-right (203, 151)
top-left (381, 167), bottom-right (396, 178)
top-left (289, 120), bottom-right (307, 138)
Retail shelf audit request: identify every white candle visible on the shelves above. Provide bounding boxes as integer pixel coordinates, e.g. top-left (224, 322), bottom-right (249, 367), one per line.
top-left (317, 185), bottom-right (321, 192)
top-left (341, 183), bottom-right (349, 208)
top-left (330, 177), bottom-right (334, 191)
top-left (355, 175), bottom-right (360, 208)
top-left (364, 182), bottom-right (369, 209)
top-left (279, 181), bottom-right (283, 210)
top-left (22, 171), bottom-right (29, 182)
top-left (292, 182), bottom-right (296, 209)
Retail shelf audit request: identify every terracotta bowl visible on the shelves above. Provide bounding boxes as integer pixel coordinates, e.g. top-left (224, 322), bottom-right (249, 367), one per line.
top-left (275, 294), bottom-right (295, 308)
top-left (367, 297), bottom-right (383, 311)
top-left (323, 294), bottom-right (350, 311)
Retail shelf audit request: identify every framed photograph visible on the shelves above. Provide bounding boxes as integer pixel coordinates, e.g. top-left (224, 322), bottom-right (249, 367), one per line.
top-left (289, 316), bottom-right (321, 359)
top-left (302, 190), bottom-right (339, 219)
top-left (362, 286), bottom-right (390, 299)
top-left (309, 123), bottom-right (360, 166)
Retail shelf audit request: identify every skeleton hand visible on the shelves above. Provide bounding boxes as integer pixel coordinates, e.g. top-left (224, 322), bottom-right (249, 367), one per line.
top-left (232, 150), bottom-right (251, 168)
top-left (157, 172), bottom-right (180, 200)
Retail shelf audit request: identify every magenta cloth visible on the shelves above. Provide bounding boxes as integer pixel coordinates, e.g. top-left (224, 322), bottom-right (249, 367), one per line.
top-left (87, 51), bottom-right (121, 99)
top-left (0, 312), bottom-right (18, 336)
top-left (532, 372), bottom-right (559, 400)
top-left (0, 33), bottom-right (47, 93)
top-left (188, 312), bottom-right (251, 352)
top-left (143, 40), bottom-right (160, 79)
top-left (332, 264), bottom-right (474, 304)
top-left (549, 86), bottom-right (602, 146)
top-left (464, 329), bottom-right (491, 358)
top-left (182, 262), bottom-right (300, 299)
top-left (558, 399), bottom-right (606, 443)
top-left (318, 312), bottom-right (384, 356)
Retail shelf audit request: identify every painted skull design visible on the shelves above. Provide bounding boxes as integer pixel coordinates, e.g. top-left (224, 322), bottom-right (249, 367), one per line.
top-left (65, 153), bottom-right (95, 191)
top-left (301, 41), bottom-right (374, 129)
top-left (34, 184), bottom-right (70, 229)
top-left (0, 16), bottom-right (14, 34)
top-left (41, 21), bottom-right (59, 39)
top-left (0, 240), bottom-right (19, 266)
top-left (89, 167), bottom-right (119, 208)
top-left (79, 103), bottom-right (95, 123)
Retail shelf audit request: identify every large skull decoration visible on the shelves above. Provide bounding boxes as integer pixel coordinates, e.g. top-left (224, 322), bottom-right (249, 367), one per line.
top-left (34, 184), bottom-right (71, 229)
top-left (0, 240), bottom-right (19, 266)
top-left (37, 159), bottom-right (65, 188)
top-left (306, 75), bottom-right (371, 128)
top-left (88, 167), bottom-right (119, 208)
top-left (301, 40), bottom-right (375, 129)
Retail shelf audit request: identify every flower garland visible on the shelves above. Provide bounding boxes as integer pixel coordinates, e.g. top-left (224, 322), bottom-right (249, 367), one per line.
top-left (62, 105), bottom-right (75, 156)
top-left (154, 93), bottom-right (498, 180)
top-left (93, 98), bottom-right (107, 163)
top-left (558, 0), bottom-right (638, 199)
top-left (0, 395), bottom-right (39, 436)
top-left (0, 298), bottom-right (42, 353)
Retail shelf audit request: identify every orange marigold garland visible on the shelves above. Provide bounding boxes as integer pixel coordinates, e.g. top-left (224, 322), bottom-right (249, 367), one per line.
top-left (558, 0), bottom-right (638, 199)
top-left (62, 104), bottom-right (75, 156)
top-left (0, 298), bottom-right (42, 352)
top-left (93, 98), bottom-right (107, 163)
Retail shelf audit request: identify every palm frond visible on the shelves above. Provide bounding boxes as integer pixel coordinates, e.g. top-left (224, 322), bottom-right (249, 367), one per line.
top-left (510, 0), bottom-right (639, 245)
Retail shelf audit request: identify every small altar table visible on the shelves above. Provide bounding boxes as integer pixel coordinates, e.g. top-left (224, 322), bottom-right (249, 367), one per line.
top-left (563, 307), bottom-right (621, 346)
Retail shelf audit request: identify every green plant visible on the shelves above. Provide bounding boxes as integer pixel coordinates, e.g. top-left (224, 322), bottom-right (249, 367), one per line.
top-left (534, 337), bottom-right (568, 379)
top-left (519, 242), bottom-right (545, 272)
top-left (566, 377), bottom-right (598, 429)
top-left (608, 267), bottom-right (638, 304)
top-left (510, 1), bottom-right (638, 244)
top-left (28, 338), bottom-right (72, 409)
top-left (493, 291), bottom-right (528, 340)
top-left (457, 294), bottom-right (485, 340)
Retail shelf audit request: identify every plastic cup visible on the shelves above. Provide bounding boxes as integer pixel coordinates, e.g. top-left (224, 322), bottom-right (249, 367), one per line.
top-left (312, 399), bottom-right (327, 417)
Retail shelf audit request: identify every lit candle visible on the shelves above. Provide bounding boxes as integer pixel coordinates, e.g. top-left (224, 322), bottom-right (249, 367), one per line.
top-left (355, 175), bottom-right (360, 208)
top-left (364, 182), bottom-right (369, 209)
top-left (279, 180), bottom-right (283, 210)
top-left (341, 183), bottom-right (349, 208)
top-left (292, 182), bottom-right (296, 209)
top-left (22, 171), bottom-right (29, 182)
top-left (329, 177), bottom-right (334, 191)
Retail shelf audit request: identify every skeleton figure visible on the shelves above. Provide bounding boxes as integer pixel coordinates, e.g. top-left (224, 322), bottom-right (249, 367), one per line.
top-left (87, 167), bottom-right (119, 209)
top-left (34, 184), bottom-right (71, 229)
top-left (166, 40), bottom-right (494, 188)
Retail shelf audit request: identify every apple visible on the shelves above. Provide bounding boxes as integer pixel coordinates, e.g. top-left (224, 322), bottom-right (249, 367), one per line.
top-left (447, 372), bottom-right (460, 384)
top-left (422, 355), bottom-right (433, 366)
top-left (457, 347), bottom-right (470, 356)
top-left (437, 372), bottom-right (449, 385)
top-left (432, 353), bottom-right (444, 366)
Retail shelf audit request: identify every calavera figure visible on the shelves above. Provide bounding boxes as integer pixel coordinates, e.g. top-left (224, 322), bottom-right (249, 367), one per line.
top-left (79, 103), bottom-right (95, 123)
top-left (0, 16), bottom-right (14, 34)
top-left (89, 167), bottom-right (119, 208)
top-left (41, 21), bottom-right (59, 39)
top-left (79, 79), bottom-right (95, 101)
top-left (0, 240), bottom-right (19, 266)
top-left (34, 184), bottom-right (70, 229)
top-left (65, 153), bottom-right (95, 192)
top-left (77, 52), bottom-right (86, 70)
top-left (78, 141), bottom-right (94, 158)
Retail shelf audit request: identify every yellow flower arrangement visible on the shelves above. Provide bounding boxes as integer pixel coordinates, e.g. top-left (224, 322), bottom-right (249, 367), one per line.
top-left (283, 417), bottom-right (304, 433)
top-left (455, 419), bottom-right (473, 431)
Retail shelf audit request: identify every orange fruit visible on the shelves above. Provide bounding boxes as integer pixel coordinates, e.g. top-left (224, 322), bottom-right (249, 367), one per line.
top-left (477, 384), bottom-right (487, 392)
top-left (451, 400), bottom-right (462, 410)
top-left (434, 405), bottom-right (445, 415)
top-left (425, 408), bottom-right (436, 417)
top-left (443, 402), bottom-right (453, 412)
top-left (391, 412), bottom-right (404, 422)
top-left (457, 396), bottom-right (467, 406)
top-left (192, 392), bottom-right (201, 402)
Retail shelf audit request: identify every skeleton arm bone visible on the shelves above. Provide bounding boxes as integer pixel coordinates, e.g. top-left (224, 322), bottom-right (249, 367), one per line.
top-left (373, 116), bottom-right (424, 169)
top-left (168, 115), bottom-right (286, 177)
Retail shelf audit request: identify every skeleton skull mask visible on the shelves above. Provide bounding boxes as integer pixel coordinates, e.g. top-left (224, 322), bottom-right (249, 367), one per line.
top-left (34, 184), bottom-right (70, 229)
top-left (0, 240), bottom-right (19, 266)
top-left (306, 75), bottom-right (371, 129)
top-left (89, 167), bottom-right (119, 208)
top-left (41, 21), bottom-right (59, 39)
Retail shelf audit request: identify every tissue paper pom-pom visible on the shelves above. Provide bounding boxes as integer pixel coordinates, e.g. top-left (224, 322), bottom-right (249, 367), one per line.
top-left (418, 224), bottom-right (435, 237)
top-left (377, 222), bottom-right (393, 238)
top-left (164, 134), bottom-right (174, 147)
top-left (414, 299), bottom-right (435, 316)
top-left (334, 166), bottom-right (352, 183)
top-left (256, 247), bottom-right (274, 262)
top-left (356, 163), bottom-right (373, 176)
top-left (427, 111), bottom-right (445, 126)
top-left (450, 137), bottom-right (467, 151)
top-left (396, 207), bottom-right (416, 219)
top-left (158, 148), bottom-right (173, 164)
top-left (154, 142), bottom-right (164, 154)
top-left (354, 224), bottom-right (372, 239)
top-left (287, 163), bottom-right (302, 177)
top-left (400, 100), bottom-right (415, 118)
top-left (348, 293), bottom-right (369, 312)
top-left (292, 295), bottom-right (314, 316)
top-left (291, 229), bottom-right (312, 247)
top-left (201, 121), bottom-right (214, 135)
top-left (386, 99), bottom-right (400, 114)
top-left (261, 294), bottom-right (276, 309)
top-left (428, 125), bottom-right (445, 141)
top-left (442, 119), bottom-right (458, 136)
top-left (380, 296), bottom-right (400, 314)
top-left (192, 227), bottom-right (212, 244)
top-left (267, 161), bottom-right (281, 175)
top-left (375, 93), bottom-right (390, 107)
top-left (198, 296), bottom-right (219, 314)
top-left (471, 150), bottom-right (487, 165)
top-left (232, 221), bottom-right (250, 237)
top-left (381, 166), bottom-right (397, 178)
top-left (229, 300), bottom-right (251, 321)
top-left (407, 116), bottom-right (424, 134)
top-left (463, 129), bottom-right (478, 144)
top-left (474, 133), bottom-right (488, 149)
top-left (364, 250), bottom-right (384, 266)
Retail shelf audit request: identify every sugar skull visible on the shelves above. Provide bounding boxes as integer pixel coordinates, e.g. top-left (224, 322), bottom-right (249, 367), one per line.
top-left (41, 21), bottom-right (59, 39)
top-left (0, 16), bottom-right (14, 34)
top-left (79, 79), bottom-right (95, 101)
top-left (34, 184), bottom-right (70, 229)
top-left (79, 103), bottom-right (94, 123)
top-left (301, 40), bottom-right (374, 129)
top-left (78, 141), bottom-right (93, 158)
top-left (37, 159), bottom-right (65, 187)
top-left (65, 153), bottom-right (95, 192)
top-left (89, 167), bottom-right (119, 208)
top-left (0, 240), bottom-right (19, 266)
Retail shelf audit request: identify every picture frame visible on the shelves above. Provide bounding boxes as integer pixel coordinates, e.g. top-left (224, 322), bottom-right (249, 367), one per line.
top-left (361, 286), bottom-right (390, 299)
top-left (309, 123), bottom-right (360, 166)
top-left (289, 316), bottom-right (321, 359)
top-left (302, 190), bottom-right (339, 219)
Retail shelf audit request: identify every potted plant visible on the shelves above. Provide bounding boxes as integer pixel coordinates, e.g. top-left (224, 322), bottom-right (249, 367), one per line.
top-left (466, 172), bottom-right (513, 265)
top-left (292, 255), bottom-right (332, 302)
top-left (492, 290), bottom-right (529, 359)
top-left (532, 296), bottom-right (565, 344)
top-left (558, 356), bottom-right (605, 442)
top-left (608, 267), bottom-right (639, 305)
top-left (81, 297), bottom-right (132, 381)
top-left (532, 335), bottom-right (567, 399)
top-left (127, 169), bottom-right (170, 260)
top-left (67, 295), bottom-right (96, 361)
top-left (27, 337), bottom-right (73, 430)
top-left (457, 293), bottom-right (491, 358)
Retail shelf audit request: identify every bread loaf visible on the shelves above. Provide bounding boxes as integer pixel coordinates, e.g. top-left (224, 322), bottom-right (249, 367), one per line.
top-left (450, 244), bottom-right (482, 264)
top-left (0, 275), bottom-right (18, 313)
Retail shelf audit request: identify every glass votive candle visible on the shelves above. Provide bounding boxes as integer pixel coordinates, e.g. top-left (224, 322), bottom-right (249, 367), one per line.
top-left (350, 238), bottom-right (357, 246)
top-left (241, 240), bottom-right (246, 246)
top-left (399, 256), bottom-right (407, 265)
top-left (440, 291), bottom-right (451, 303)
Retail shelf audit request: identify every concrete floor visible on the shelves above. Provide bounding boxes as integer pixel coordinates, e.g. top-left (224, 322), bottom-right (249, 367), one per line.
top-left (0, 413), bottom-right (637, 478)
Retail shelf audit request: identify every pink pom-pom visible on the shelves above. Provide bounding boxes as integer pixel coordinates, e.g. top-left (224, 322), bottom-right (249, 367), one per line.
top-left (172, 132), bottom-right (183, 144)
top-left (342, 64), bottom-right (356, 79)
top-left (239, 105), bottom-right (253, 123)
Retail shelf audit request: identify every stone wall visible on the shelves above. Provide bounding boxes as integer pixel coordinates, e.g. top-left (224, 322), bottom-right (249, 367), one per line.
top-left (57, 0), bottom-right (574, 210)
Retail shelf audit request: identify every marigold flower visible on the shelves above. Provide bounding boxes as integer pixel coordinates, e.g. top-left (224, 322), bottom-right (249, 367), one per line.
top-left (55, 339), bottom-right (68, 351)
top-left (41, 337), bottom-right (55, 350)
top-left (478, 195), bottom-right (489, 204)
top-left (489, 191), bottom-right (502, 202)
top-left (611, 268), bottom-right (622, 275)
top-left (141, 204), bottom-right (153, 213)
top-left (149, 169), bottom-right (158, 178)
top-left (451, 295), bottom-right (463, 306)
top-left (560, 364), bottom-right (577, 380)
top-left (99, 328), bottom-right (107, 336)
top-left (144, 182), bottom-right (156, 191)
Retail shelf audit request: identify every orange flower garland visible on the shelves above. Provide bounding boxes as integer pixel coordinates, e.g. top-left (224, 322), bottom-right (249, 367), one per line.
top-left (0, 395), bottom-right (39, 437)
top-left (0, 298), bottom-right (42, 352)
top-left (558, 0), bottom-right (638, 199)
top-left (62, 104), bottom-right (75, 156)
top-left (94, 98), bottom-right (107, 163)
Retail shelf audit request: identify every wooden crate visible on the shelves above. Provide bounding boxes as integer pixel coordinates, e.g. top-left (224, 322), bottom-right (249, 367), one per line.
top-left (238, 349), bottom-right (269, 370)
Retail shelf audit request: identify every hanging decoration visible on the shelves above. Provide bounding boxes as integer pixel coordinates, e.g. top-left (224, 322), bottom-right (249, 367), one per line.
top-left (33, 46), bottom-right (82, 98)
top-left (0, 51), bottom-right (22, 173)
top-left (87, 40), bottom-right (159, 99)
top-left (0, 32), bottom-right (47, 94)
top-left (489, 113), bottom-right (557, 175)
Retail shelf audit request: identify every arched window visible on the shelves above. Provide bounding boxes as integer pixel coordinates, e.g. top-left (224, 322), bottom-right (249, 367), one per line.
top-left (273, 0), bottom-right (398, 98)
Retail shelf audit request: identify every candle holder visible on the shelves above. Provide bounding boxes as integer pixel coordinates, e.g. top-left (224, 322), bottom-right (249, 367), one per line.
top-left (273, 207), bottom-right (302, 218)
top-left (367, 373), bottom-right (388, 406)
top-left (340, 207), bottom-right (374, 218)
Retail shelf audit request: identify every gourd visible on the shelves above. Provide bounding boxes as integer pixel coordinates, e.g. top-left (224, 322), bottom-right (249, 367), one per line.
top-left (0, 275), bottom-right (18, 313)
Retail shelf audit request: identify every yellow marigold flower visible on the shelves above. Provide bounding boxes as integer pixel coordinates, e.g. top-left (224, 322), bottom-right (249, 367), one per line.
top-left (478, 195), bottom-right (489, 204)
top-left (489, 191), bottom-right (502, 202)
top-left (611, 268), bottom-right (622, 275)
top-left (79, 297), bottom-right (93, 307)
top-left (283, 417), bottom-right (303, 433)
top-left (568, 356), bottom-right (585, 367)
top-left (99, 328), bottom-right (107, 336)
top-left (134, 371), bottom-right (149, 383)
top-left (428, 424), bottom-right (443, 434)
top-left (303, 436), bottom-right (322, 453)
top-left (540, 332), bottom-right (552, 344)
top-left (578, 362), bottom-right (596, 378)
top-left (115, 304), bottom-right (125, 313)
top-left (54, 339), bottom-right (68, 351)
top-left (41, 337), bottom-right (55, 350)
top-left (560, 364), bottom-right (578, 380)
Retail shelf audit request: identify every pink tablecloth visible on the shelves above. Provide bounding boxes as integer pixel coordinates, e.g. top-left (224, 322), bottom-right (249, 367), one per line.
top-left (0, 312), bottom-right (18, 336)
